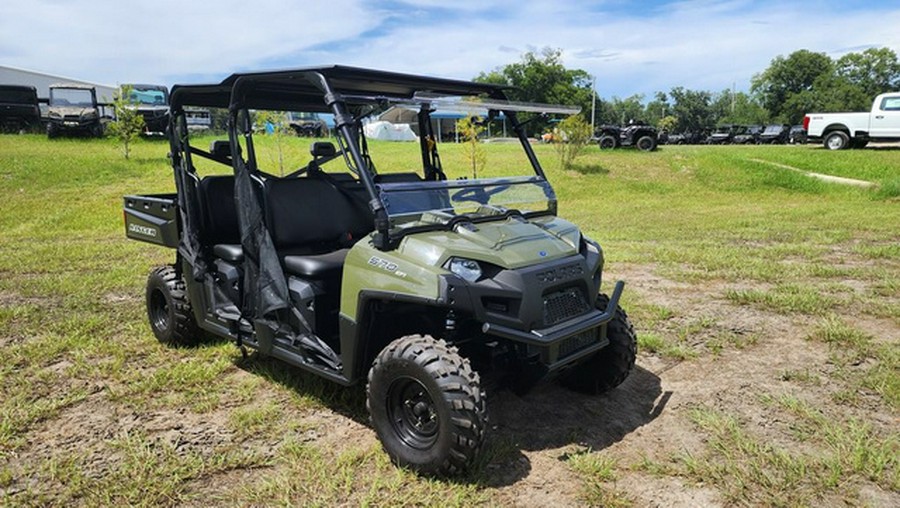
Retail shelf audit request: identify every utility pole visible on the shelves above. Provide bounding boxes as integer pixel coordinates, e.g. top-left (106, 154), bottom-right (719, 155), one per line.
top-left (731, 82), bottom-right (736, 114)
top-left (590, 76), bottom-right (597, 133)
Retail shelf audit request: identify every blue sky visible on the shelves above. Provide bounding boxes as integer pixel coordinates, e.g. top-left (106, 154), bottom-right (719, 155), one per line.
top-left (2, 0), bottom-right (899, 101)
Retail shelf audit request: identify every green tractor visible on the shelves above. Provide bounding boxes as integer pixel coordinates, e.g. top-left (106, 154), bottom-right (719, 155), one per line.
top-left (124, 66), bottom-right (636, 475)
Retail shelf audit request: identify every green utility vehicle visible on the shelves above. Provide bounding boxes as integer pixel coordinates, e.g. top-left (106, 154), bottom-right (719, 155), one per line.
top-left (124, 66), bottom-right (636, 475)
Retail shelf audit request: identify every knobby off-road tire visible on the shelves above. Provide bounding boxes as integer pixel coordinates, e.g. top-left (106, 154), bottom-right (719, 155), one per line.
top-left (824, 130), bottom-right (850, 150)
top-left (560, 294), bottom-right (637, 395)
top-left (636, 135), bottom-right (657, 152)
top-left (146, 265), bottom-right (200, 347)
top-left (367, 335), bottom-right (486, 476)
top-left (598, 135), bottom-right (617, 150)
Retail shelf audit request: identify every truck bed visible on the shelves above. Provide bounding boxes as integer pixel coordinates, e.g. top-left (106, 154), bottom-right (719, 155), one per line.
top-left (124, 194), bottom-right (179, 248)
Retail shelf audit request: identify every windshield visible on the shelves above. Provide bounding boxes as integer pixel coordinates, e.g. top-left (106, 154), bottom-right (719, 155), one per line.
top-left (379, 177), bottom-right (555, 231)
top-left (50, 88), bottom-right (93, 107)
top-left (764, 125), bottom-right (783, 133)
top-left (129, 87), bottom-right (167, 105)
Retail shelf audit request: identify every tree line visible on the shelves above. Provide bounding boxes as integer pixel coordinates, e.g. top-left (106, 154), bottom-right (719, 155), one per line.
top-left (475, 47), bottom-right (900, 134)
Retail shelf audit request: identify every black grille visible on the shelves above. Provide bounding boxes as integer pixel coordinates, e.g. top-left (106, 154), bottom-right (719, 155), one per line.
top-left (559, 329), bottom-right (598, 358)
top-left (543, 287), bottom-right (590, 326)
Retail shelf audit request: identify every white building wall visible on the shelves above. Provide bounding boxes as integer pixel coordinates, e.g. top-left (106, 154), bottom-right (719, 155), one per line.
top-left (0, 65), bottom-right (117, 101)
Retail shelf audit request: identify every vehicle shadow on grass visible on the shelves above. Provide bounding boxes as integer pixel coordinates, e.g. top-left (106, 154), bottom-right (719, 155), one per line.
top-left (230, 349), bottom-right (667, 488)
top-left (469, 365), bottom-right (669, 487)
top-left (233, 353), bottom-right (370, 424)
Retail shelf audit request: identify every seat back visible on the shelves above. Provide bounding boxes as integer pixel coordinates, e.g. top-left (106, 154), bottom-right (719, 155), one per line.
top-left (197, 175), bottom-right (240, 246)
top-left (264, 177), bottom-right (372, 251)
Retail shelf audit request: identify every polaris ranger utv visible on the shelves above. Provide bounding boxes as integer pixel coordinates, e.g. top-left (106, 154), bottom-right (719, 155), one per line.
top-left (124, 66), bottom-right (636, 475)
top-left (47, 83), bottom-right (106, 138)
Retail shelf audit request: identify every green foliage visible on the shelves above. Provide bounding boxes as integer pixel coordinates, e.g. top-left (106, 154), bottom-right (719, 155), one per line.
top-left (455, 116), bottom-right (486, 178)
top-left (552, 115), bottom-right (592, 169)
top-left (106, 85), bottom-right (146, 159)
top-left (657, 115), bottom-right (678, 132)
top-left (253, 110), bottom-right (291, 176)
top-left (475, 47), bottom-right (594, 133)
top-left (752, 47), bottom-right (900, 123)
top-left (712, 89), bottom-right (769, 125)
top-left (751, 49), bottom-right (834, 123)
top-left (667, 87), bottom-right (714, 132)
top-left (836, 47), bottom-right (900, 99)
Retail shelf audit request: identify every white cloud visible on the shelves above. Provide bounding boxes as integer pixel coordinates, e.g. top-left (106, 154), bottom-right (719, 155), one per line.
top-left (1, 0), bottom-right (898, 99)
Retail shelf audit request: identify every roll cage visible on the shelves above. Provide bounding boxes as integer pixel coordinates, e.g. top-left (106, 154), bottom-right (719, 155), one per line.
top-left (168, 66), bottom-right (569, 251)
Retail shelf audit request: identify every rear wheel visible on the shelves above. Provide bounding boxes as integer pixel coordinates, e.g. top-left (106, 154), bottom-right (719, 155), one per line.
top-left (598, 135), bottom-right (617, 150)
top-left (636, 135), bottom-right (657, 152)
top-left (824, 131), bottom-right (850, 150)
top-left (560, 294), bottom-right (637, 394)
top-left (146, 265), bottom-right (200, 346)
top-left (367, 335), bottom-right (486, 476)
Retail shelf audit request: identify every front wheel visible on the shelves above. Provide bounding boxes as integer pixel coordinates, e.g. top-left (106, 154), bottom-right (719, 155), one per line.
top-left (598, 135), bottom-right (617, 150)
top-left (367, 335), bottom-right (486, 476)
top-left (824, 131), bottom-right (849, 150)
top-left (560, 294), bottom-right (637, 394)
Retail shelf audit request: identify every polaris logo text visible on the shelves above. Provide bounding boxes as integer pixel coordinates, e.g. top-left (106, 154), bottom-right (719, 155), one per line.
top-left (536, 263), bottom-right (583, 284)
top-left (129, 223), bottom-right (158, 237)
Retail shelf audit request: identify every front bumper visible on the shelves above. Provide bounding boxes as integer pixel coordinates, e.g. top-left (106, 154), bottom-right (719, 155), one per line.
top-left (482, 280), bottom-right (624, 370)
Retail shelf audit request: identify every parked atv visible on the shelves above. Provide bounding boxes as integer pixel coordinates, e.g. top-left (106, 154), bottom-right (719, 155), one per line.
top-left (758, 124), bottom-right (790, 144)
top-left (596, 121), bottom-right (658, 151)
top-left (124, 66), bottom-right (636, 476)
top-left (46, 83), bottom-right (106, 138)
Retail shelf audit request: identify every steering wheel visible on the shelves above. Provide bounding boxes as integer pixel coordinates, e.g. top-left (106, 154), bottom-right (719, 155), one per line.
top-left (451, 184), bottom-right (511, 204)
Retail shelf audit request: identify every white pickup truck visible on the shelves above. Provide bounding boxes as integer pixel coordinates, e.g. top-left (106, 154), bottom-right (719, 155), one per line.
top-left (804, 92), bottom-right (900, 149)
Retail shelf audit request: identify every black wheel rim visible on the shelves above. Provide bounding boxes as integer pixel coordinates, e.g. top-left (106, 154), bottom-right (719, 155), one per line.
top-left (387, 376), bottom-right (439, 450)
top-left (149, 288), bottom-right (170, 333)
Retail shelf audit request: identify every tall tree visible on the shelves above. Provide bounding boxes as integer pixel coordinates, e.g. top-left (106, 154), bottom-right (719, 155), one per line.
top-left (475, 48), bottom-right (594, 133)
top-left (835, 47), bottom-right (900, 99)
top-left (751, 49), bottom-right (833, 121)
top-left (712, 89), bottom-right (769, 125)
top-left (668, 87), bottom-right (714, 133)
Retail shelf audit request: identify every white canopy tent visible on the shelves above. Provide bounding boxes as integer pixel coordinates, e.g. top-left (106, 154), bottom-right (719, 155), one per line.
top-left (363, 120), bottom-right (418, 141)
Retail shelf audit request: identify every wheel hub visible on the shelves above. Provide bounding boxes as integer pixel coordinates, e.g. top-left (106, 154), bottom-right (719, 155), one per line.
top-left (388, 377), bottom-right (439, 449)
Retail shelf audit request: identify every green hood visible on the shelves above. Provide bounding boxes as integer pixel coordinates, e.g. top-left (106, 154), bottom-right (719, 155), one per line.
top-left (396, 216), bottom-right (581, 270)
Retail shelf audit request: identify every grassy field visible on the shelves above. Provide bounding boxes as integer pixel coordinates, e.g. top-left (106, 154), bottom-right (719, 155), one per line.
top-left (0, 133), bottom-right (897, 506)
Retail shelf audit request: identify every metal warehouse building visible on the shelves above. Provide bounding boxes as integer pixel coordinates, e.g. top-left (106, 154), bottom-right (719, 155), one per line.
top-left (0, 64), bottom-right (116, 101)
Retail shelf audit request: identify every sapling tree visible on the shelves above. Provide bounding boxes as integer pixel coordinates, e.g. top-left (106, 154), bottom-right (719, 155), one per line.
top-left (552, 115), bottom-right (592, 169)
top-left (456, 116), bottom-right (486, 179)
top-left (107, 85), bottom-right (145, 159)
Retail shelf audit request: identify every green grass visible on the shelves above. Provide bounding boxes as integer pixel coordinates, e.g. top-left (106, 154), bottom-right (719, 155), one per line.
top-left (676, 402), bottom-right (899, 506)
top-left (0, 134), bottom-right (898, 505)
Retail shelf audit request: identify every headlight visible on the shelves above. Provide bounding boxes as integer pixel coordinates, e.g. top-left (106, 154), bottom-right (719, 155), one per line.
top-left (445, 257), bottom-right (482, 282)
top-left (49, 112), bottom-right (61, 118)
top-left (82, 111), bottom-right (98, 120)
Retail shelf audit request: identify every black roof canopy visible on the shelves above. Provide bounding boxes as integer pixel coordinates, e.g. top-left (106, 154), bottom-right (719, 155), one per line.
top-left (170, 65), bottom-right (512, 112)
